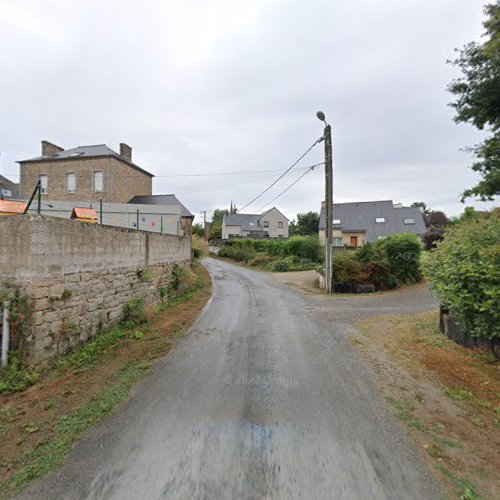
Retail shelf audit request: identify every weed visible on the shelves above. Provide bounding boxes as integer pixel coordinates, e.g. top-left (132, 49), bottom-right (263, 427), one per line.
top-left (0, 355), bottom-right (39, 393)
top-left (433, 436), bottom-right (463, 449)
top-left (386, 397), bottom-right (428, 432)
top-left (134, 330), bottom-right (144, 340)
top-left (60, 289), bottom-right (72, 300)
top-left (157, 302), bottom-right (168, 312)
top-left (123, 297), bottom-right (146, 326)
top-left (415, 393), bottom-right (425, 403)
top-left (438, 466), bottom-right (480, 500)
top-left (443, 387), bottom-right (474, 401)
top-left (423, 442), bottom-right (446, 459)
top-left (137, 267), bottom-right (153, 282)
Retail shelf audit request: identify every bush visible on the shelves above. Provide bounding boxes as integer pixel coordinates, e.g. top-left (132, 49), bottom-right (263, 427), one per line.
top-left (365, 261), bottom-right (398, 290)
top-left (286, 236), bottom-right (322, 261)
top-left (269, 259), bottom-right (291, 272)
top-left (375, 233), bottom-right (422, 283)
top-left (331, 253), bottom-right (369, 285)
top-left (423, 210), bottom-right (500, 345)
top-left (123, 297), bottom-right (146, 326)
top-left (218, 245), bottom-right (255, 262)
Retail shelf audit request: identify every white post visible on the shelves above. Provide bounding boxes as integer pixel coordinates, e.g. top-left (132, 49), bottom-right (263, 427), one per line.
top-left (1, 301), bottom-right (9, 369)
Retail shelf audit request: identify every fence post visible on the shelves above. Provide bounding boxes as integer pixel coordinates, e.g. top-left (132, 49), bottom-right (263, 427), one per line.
top-left (99, 199), bottom-right (103, 224)
top-left (1, 301), bottom-right (9, 369)
top-left (136, 209), bottom-right (139, 230)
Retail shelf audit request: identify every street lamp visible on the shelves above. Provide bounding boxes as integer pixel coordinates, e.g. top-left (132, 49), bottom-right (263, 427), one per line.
top-left (317, 111), bottom-right (333, 293)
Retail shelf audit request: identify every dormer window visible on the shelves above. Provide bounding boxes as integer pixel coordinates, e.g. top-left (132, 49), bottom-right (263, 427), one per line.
top-left (375, 217), bottom-right (385, 223)
top-left (404, 218), bottom-right (415, 225)
top-left (333, 219), bottom-right (341, 224)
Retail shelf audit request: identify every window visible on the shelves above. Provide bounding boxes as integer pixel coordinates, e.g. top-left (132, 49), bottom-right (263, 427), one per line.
top-left (94, 171), bottom-right (104, 192)
top-left (333, 237), bottom-right (343, 246)
top-left (263, 220), bottom-right (269, 227)
top-left (404, 218), bottom-right (415, 225)
top-left (375, 217), bottom-right (385, 223)
top-left (278, 221), bottom-right (283, 228)
top-left (66, 173), bottom-right (76, 193)
top-left (39, 174), bottom-right (48, 194)
top-left (333, 219), bottom-right (341, 225)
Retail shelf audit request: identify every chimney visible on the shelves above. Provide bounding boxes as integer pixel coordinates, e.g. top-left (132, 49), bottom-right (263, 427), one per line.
top-left (120, 143), bottom-right (132, 161)
top-left (41, 140), bottom-right (64, 156)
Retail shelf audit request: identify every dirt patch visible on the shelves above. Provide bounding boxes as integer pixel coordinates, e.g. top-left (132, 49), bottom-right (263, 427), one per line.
top-left (355, 311), bottom-right (500, 499)
top-left (272, 270), bottom-right (324, 294)
top-left (0, 262), bottom-right (212, 498)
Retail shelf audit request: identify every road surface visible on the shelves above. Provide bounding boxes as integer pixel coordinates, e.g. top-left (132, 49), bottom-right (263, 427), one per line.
top-left (20, 258), bottom-right (439, 499)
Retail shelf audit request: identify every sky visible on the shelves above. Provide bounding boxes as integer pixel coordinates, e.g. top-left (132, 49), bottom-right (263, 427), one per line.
top-left (0, 0), bottom-right (497, 224)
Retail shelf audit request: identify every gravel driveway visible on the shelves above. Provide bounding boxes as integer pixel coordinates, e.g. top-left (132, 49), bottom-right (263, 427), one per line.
top-left (20, 258), bottom-right (439, 499)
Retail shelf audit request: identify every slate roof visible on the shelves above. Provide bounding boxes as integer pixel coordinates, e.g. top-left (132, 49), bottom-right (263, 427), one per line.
top-left (18, 145), bottom-right (154, 177)
top-left (128, 194), bottom-right (194, 217)
top-left (223, 207), bottom-right (288, 231)
top-left (319, 200), bottom-right (426, 242)
top-left (0, 174), bottom-right (20, 198)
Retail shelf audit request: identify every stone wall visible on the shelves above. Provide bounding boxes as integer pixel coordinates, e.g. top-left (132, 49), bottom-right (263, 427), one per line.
top-left (0, 214), bottom-right (191, 365)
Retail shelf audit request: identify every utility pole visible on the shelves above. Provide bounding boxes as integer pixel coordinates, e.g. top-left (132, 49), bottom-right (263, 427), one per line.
top-left (201, 210), bottom-right (207, 239)
top-left (317, 111), bottom-right (333, 293)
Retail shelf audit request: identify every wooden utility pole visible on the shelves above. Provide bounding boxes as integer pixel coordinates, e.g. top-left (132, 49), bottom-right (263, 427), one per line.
top-left (324, 123), bottom-right (333, 293)
top-left (202, 210), bottom-right (207, 239)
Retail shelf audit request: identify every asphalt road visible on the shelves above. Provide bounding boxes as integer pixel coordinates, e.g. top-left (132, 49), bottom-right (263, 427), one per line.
top-left (20, 258), bottom-right (439, 499)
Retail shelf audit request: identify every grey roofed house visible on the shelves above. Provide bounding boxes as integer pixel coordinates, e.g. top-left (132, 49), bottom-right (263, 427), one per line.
top-left (319, 200), bottom-right (426, 245)
top-left (128, 194), bottom-right (194, 219)
top-left (222, 207), bottom-right (289, 239)
top-left (19, 144), bottom-right (154, 177)
top-left (0, 174), bottom-right (19, 199)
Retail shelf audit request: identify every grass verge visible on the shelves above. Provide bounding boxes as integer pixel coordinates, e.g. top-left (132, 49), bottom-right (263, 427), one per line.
top-left (354, 311), bottom-right (499, 499)
top-left (0, 261), bottom-right (211, 498)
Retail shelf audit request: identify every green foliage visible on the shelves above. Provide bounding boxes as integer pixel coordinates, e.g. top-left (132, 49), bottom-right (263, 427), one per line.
top-left (193, 246), bottom-right (202, 260)
top-left (192, 223), bottom-right (205, 238)
top-left (218, 242), bottom-right (256, 262)
top-left (208, 208), bottom-right (228, 240)
top-left (292, 211), bottom-right (320, 236)
top-left (423, 210), bottom-right (500, 344)
top-left (123, 297), bottom-right (146, 326)
top-left (331, 253), bottom-right (369, 285)
top-left (0, 355), bottom-right (38, 393)
top-left (375, 233), bottom-right (422, 283)
top-left (60, 289), bottom-right (72, 300)
top-left (137, 267), bottom-right (153, 282)
top-left (448, 2), bottom-right (500, 200)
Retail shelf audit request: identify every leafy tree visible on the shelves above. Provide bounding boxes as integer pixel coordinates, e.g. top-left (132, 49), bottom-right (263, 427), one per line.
top-left (289, 220), bottom-right (298, 236)
top-left (192, 223), bottom-right (205, 238)
top-left (411, 202), bottom-right (429, 216)
top-left (423, 209), bottom-right (500, 353)
top-left (427, 210), bottom-right (448, 227)
top-left (448, 2), bottom-right (500, 200)
top-left (295, 211), bottom-right (320, 235)
top-left (208, 208), bottom-right (228, 240)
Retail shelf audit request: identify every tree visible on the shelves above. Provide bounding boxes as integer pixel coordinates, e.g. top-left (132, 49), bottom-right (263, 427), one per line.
top-left (208, 208), bottom-right (228, 240)
top-left (294, 211), bottom-right (320, 236)
top-left (448, 2), bottom-right (500, 200)
top-left (192, 223), bottom-right (205, 238)
top-left (427, 210), bottom-right (448, 227)
top-left (411, 202), bottom-right (429, 216)
top-left (423, 209), bottom-right (500, 355)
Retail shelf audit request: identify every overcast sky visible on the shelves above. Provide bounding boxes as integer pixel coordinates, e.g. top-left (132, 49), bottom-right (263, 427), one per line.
top-left (0, 0), bottom-right (497, 223)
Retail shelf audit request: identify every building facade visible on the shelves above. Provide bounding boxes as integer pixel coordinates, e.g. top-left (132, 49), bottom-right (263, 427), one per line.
top-left (318, 200), bottom-right (426, 247)
top-left (222, 207), bottom-right (289, 239)
top-left (18, 141), bottom-right (153, 203)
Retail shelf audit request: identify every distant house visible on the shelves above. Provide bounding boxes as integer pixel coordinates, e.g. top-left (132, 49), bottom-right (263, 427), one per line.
top-left (319, 200), bottom-right (426, 247)
top-left (222, 207), bottom-right (289, 239)
top-left (128, 194), bottom-right (194, 228)
top-left (18, 141), bottom-right (153, 203)
top-left (0, 174), bottom-right (19, 199)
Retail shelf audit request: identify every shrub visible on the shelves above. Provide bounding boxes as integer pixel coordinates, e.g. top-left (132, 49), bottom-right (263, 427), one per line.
top-left (218, 245), bottom-right (255, 262)
top-left (249, 253), bottom-right (275, 267)
top-left (286, 236), bottom-right (322, 261)
top-left (365, 261), bottom-right (398, 290)
top-left (193, 246), bottom-right (202, 260)
top-left (123, 297), bottom-right (146, 326)
top-left (269, 259), bottom-right (291, 272)
top-left (375, 233), bottom-right (422, 283)
top-left (423, 210), bottom-right (500, 346)
top-left (331, 253), bottom-right (369, 285)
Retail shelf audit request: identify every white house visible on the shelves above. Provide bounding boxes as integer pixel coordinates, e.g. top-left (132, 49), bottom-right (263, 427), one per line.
top-left (222, 207), bottom-right (289, 239)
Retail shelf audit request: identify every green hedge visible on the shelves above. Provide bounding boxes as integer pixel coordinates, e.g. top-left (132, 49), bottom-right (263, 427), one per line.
top-left (423, 210), bottom-right (500, 343)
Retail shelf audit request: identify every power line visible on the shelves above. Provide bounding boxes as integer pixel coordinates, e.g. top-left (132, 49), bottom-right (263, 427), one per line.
top-left (238, 138), bottom-right (323, 212)
top-left (257, 165), bottom-right (320, 212)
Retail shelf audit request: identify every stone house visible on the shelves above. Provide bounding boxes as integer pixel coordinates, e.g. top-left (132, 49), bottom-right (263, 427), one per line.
top-left (18, 141), bottom-right (153, 203)
top-left (222, 207), bottom-right (289, 239)
top-left (318, 200), bottom-right (426, 247)
top-left (0, 174), bottom-right (19, 199)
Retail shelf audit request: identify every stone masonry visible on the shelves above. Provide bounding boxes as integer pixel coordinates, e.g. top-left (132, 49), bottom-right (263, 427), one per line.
top-left (0, 214), bottom-right (191, 366)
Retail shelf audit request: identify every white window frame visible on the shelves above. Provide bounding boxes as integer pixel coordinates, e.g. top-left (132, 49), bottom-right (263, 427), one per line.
top-left (66, 173), bottom-right (76, 194)
top-left (375, 217), bottom-right (385, 223)
top-left (39, 174), bottom-right (48, 194)
top-left (333, 219), bottom-right (341, 224)
top-left (403, 218), bottom-right (415, 225)
top-left (94, 170), bottom-right (104, 193)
